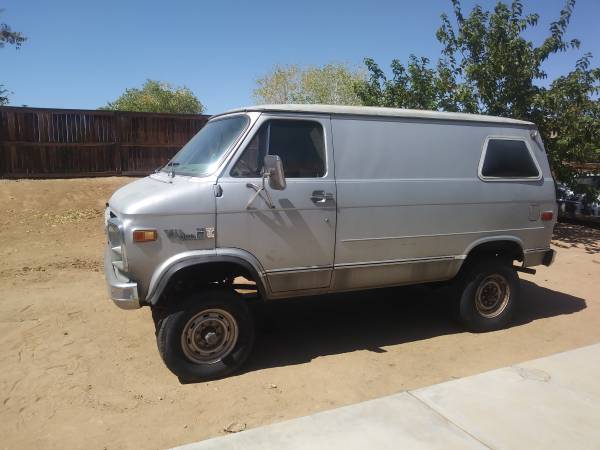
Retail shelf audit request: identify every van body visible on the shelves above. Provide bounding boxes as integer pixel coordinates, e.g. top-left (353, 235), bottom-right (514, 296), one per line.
top-left (104, 105), bottom-right (556, 380)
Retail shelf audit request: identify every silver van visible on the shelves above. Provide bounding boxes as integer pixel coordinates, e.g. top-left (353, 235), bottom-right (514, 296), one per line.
top-left (104, 105), bottom-right (556, 381)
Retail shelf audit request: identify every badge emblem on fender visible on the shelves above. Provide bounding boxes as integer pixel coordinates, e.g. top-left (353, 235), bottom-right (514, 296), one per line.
top-left (164, 227), bottom-right (215, 241)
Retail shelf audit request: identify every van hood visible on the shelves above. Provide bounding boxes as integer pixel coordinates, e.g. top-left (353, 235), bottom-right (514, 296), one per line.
top-left (108, 174), bottom-right (216, 216)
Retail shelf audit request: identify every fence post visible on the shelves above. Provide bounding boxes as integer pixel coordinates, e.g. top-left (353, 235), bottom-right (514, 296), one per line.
top-left (114, 111), bottom-right (122, 175)
top-left (0, 140), bottom-right (4, 178)
top-left (0, 110), bottom-right (9, 177)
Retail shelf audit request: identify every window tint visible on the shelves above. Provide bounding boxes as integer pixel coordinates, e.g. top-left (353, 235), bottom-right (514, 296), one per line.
top-left (231, 120), bottom-right (326, 178)
top-left (481, 139), bottom-right (540, 178)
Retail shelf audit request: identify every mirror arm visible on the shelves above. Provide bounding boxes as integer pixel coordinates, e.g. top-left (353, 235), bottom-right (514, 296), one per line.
top-left (261, 172), bottom-right (275, 208)
top-left (245, 184), bottom-right (263, 209)
top-left (245, 173), bottom-right (275, 209)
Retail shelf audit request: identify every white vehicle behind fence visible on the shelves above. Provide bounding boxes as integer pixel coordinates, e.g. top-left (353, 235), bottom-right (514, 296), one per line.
top-left (104, 105), bottom-right (557, 381)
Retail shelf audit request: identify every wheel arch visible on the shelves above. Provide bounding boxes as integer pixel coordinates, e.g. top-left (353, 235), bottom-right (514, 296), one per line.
top-left (459, 236), bottom-right (525, 273)
top-left (145, 249), bottom-right (269, 306)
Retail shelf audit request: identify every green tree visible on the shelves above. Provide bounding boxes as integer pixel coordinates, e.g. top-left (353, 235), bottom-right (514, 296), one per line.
top-left (101, 79), bottom-right (204, 114)
top-left (0, 85), bottom-right (7, 105)
top-left (356, 0), bottom-right (599, 186)
top-left (435, 0), bottom-right (582, 118)
top-left (1, 9), bottom-right (27, 105)
top-left (254, 65), bottom-right (300, 104)
top-left (536, 55), bottom-right (600, 183)
top-left (356, 56), bottom-right (442, 109)
top-left (254, 63), bottom-right (365, 105)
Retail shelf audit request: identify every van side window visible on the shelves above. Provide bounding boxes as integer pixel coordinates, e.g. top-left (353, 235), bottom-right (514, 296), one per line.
top-left (231, 120), bottom-right (326, 178)
top-left (481, 138), bottom-right (540, 178)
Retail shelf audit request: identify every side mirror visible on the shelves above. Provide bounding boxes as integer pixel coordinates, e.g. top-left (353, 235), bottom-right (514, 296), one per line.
top-left (263, 155), bottom-right (286, 190)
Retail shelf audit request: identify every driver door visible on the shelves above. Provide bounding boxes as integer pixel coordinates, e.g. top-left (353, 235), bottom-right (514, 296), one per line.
top-left (216, 114), bottom-right (336, 294)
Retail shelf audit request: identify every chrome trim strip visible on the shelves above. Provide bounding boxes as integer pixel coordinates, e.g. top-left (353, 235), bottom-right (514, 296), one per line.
top-left (341, 227), bottom-right (545, 243)
top-left (336, 177), bottom-right (477, 183)
top-left (335, 255), bottom-right (456, 268)
top-left (265, 265), bottom-right (331, 274)
top-left (336, 178), bottom-right (555, 184)
top-left (265, 256), bottom-right (459, 273)
top-left (337, 201), bottom-right (550, 209)
top-left (218, 206), bottom-right (337, 215)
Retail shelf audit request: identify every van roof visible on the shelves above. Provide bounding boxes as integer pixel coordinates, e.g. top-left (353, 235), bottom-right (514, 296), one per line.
top-left (214, 104), bottom-right (534, 126)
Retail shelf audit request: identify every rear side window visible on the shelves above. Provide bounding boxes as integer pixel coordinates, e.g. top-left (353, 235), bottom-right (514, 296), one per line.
top-left (480, 138), bottom-right (540, 179)
top-left (231, 120), bottom-right (326, 178)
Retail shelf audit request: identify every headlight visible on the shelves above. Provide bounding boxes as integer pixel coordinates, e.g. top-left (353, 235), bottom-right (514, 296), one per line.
top-left (107, 217), bottom-right (128, 272)
top-left (107, 221), bottom-right (122, 246)
top-left (104, 207), bottom-right (111, 227)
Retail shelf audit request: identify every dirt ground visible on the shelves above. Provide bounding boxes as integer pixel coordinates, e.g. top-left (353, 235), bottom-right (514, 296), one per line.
top-left (1, 177), bottom-right (599, 450)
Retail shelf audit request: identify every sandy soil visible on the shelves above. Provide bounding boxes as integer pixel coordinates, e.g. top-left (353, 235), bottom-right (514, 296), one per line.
top-left (0, 177), bottom-right (599, 450)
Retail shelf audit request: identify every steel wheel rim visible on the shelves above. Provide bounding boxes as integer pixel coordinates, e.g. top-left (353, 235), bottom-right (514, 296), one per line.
top-left (181, 309), bottom-right (239, 364)
top-left (474, 274), bottom-right (510, 319)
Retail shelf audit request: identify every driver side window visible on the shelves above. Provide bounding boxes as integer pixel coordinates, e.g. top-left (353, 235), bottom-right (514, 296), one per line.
top-left (231, 120), bottom-right (326, 178)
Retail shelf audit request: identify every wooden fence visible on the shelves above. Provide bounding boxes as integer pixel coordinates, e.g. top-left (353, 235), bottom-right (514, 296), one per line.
top-left (0, 106), bottom-right (210, 178)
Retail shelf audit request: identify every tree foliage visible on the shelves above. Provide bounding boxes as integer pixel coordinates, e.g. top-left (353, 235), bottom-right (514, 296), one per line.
top-left (356, 0), bottom-right (599, 185)
top-left (254, 64), bottom-right (365, 105)
top-left (101, 79), bottom-right (204, 114)
top-left (355, 55), bottom-right (462, 110)
top-left (0, 85), bottom-right (8, 106)
top-left (537, 55), bottom-right (600, 183)
top-left (1, 9), bottom-right (27, 105)
top-left (0, 10), bottom-right (26, 49)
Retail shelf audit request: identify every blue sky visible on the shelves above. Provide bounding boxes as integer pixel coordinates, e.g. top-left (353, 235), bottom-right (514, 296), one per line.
top-left (2, 0), bottom-right (599, 114)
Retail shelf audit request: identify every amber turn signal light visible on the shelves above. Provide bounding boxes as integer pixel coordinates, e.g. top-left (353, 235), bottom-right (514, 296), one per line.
top-left (133, 229), bottom-right (158, 242)
top-left (541, 211), bottom-right (554, 221)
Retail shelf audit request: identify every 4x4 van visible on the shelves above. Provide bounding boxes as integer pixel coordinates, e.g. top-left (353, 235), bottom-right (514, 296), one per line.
top-left (104, 104), bottom-right (556, 381)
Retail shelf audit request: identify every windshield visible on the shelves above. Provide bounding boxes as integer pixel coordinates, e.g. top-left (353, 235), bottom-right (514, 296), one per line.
top-left (163, 115), bottom-right (249, 176)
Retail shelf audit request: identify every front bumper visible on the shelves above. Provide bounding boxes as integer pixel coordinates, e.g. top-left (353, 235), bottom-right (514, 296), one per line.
top-left (104, 246), bottom-right (141, 309)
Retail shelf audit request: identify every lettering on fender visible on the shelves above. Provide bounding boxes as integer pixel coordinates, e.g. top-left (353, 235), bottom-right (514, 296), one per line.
top-left (164, 227), bottom-right (215, 241)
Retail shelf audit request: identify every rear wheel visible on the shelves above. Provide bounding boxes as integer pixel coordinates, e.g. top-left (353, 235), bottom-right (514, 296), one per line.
top-left (457, 260), bottom-right (519, 332)
top-left (155, 289), bottom-right (255, 382)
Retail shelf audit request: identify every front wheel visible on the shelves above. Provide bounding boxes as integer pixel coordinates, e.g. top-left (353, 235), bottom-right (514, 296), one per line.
top-left (155, 289), bottom-right (255, 382)
top-left (457, 260), bottom-right (520, 332)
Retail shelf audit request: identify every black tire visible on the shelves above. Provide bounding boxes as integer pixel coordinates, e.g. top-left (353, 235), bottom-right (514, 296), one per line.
top-left (155, 289), bottom-right (255, 382)
top-left (457, 259), bottom-right (520, 332)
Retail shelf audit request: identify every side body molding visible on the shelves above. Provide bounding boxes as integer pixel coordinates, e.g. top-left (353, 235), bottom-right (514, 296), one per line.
top-left (144, 248), bottom-right (269, 305)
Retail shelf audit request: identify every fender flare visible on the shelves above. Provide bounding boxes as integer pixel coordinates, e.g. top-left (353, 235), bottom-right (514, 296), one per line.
top-left (144, 248), bottom-right (270, 305)
top-left (457, 235), bottom-right (525, 272)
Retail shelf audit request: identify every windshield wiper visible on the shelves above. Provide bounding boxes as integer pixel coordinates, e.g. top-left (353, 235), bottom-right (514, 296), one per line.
top-left (163, 161), bottom-right (180, 178)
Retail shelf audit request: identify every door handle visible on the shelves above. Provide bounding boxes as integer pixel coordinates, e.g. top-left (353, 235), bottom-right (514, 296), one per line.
top-left (311, 190), bottom-right (334, 203)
